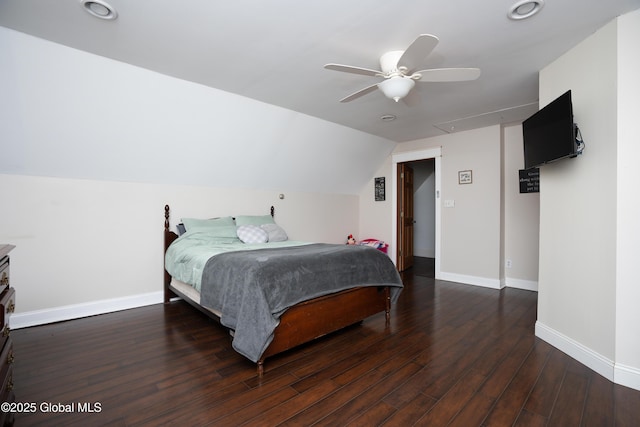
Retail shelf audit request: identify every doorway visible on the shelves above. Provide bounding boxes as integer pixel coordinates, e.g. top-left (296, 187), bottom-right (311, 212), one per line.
top-left (392, 148), bottom-right (441, 279)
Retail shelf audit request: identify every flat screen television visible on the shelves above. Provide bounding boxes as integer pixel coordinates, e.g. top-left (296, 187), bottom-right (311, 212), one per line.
top-left (522, 90), bottom-right (579, 170)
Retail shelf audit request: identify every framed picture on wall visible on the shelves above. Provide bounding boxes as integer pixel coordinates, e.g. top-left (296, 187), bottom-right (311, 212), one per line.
top-left (458, 170), bottom-right (472, 184)
top-left (375, 177), bottom-right (385, 201)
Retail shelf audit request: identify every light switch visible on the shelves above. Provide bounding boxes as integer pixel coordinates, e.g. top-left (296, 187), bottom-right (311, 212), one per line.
top-left (444, 199), bottom-right (455, 208)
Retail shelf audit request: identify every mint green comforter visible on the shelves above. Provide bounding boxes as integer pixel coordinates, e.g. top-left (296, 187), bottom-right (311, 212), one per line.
top-left (164, 231), bottom-right (309, 291)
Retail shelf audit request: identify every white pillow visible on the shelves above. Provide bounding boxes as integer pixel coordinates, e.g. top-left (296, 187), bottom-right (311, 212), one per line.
top-left (260, 223), bottom-right (288, 242)
top-left (236, 225), bottom-right (268, 244)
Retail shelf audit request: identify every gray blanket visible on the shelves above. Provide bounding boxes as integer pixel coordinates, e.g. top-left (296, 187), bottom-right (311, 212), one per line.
top-left (200, 243), bottom-right (403, 362)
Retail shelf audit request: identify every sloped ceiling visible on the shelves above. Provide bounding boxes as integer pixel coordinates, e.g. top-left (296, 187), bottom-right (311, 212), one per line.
top-left (0, 0), bottom-right (639, 142)
top-left (0, 26), bottom-right (396, 194)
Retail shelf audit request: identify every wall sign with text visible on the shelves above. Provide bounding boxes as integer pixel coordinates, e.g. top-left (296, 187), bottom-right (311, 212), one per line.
top-left (519, 168), bottom-right (539, 193)
top-left (375, 177), bottom-right (385, 201)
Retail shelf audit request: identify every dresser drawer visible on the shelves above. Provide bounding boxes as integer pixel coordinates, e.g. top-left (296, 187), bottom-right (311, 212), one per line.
top-left (0, 370), bottom-right (14, 427)
top-left (0, 246), bottom-right (15, 427)
top-left (0, 339), bottom-right (13, 392)
top-left (0, 288), bottom-right (15, 333)
top-left (0, 256), bottom-right (9, 295)
top-left (0, 362), bottom-right (13, 399)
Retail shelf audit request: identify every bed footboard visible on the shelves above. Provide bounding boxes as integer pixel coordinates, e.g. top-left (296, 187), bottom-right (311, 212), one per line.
top-left (257, 285), bottom-right (391, 375)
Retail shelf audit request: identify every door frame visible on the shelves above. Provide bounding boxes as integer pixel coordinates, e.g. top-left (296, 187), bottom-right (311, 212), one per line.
top-left (391, 147), bottom-right (442, 279)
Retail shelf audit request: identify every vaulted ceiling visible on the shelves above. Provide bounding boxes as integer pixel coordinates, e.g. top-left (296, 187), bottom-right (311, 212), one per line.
top-left (1, 0), bottom-right (638, 142)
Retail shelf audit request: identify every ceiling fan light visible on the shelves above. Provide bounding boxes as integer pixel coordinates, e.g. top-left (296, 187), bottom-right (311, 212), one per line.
top-left (378, 77), bottom-right (415, 102)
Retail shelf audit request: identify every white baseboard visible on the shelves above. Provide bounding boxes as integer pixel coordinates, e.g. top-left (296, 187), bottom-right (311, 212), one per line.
top-left (11, 291), bottom-right (164, 329)
top-left (614, 363), bottom-right (640, 391)
top-left (535, 321), bottom-right (640, 391)
top-left (438, 272), bottom-right (537, 292)
top-left (535, 321), bottom-right (616, 383)
top-left (438, 272), bottom-right (504, 289)
top-left (505, 277), bottom-right (538, 292)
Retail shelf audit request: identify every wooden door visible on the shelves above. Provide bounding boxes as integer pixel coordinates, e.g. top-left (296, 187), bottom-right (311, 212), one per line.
top-left (397, 163), bottom-right (414, 271)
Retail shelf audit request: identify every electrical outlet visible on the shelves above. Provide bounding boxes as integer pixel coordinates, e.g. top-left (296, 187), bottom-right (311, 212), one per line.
top-left (506, 259), bottom-right (512, 269)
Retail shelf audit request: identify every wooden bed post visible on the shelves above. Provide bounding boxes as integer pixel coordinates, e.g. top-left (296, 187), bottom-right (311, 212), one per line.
top-left (164, 204), bottom-right (179, 304)
top-left (385, 287), bottom-right (391, 325)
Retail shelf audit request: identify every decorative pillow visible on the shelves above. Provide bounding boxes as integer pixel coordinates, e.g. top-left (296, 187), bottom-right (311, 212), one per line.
top-left (236, 225), bottom-right (269, 244)
top-left (181, 216), bottom-right (237, 238)
top-left (260, 223), bottom-right (288, 242)
top-left (235, 215), bottom-right (275, 226)
top-left (176, 223), bottom-right (186, 235)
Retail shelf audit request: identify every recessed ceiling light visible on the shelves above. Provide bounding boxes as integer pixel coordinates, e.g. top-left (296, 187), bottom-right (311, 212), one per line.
top-left (380, 114), bottom-right (397, 122)
top-left (82, 0), bottom-right (118, 20)
top-left (508, 0), bottom-right (544, 20)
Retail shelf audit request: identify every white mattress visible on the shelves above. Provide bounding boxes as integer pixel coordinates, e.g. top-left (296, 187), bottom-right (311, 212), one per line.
top-left (170, 278), bottom-right (222, 317)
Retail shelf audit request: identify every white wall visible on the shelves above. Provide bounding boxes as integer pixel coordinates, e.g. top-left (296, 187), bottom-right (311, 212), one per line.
top-left (536, 17), bottom-right (618, 370)
top-left (358, 156), bottom-right (395, 246)
top-left (361, 125), bottom-right (505, 288)
top-left (1, 174), bottom-right (359, 319)
top-left (502, 124), bottom-right (540, 290)
top-left (0, 27), bottom-right (397, 324)
top-left (615, 7), bottom-right (640, 389)
top-left (536, 9), bottom-right (640, 391)
top-left (360, 124), bottom-right (541, 290)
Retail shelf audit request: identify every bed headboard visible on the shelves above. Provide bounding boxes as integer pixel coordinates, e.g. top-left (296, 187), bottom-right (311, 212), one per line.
top-left (164, 204), bottom-right (275, 242)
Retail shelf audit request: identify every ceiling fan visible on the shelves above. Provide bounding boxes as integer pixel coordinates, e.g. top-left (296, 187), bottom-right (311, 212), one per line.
top-left (324, 34), bottom-right (481, 105)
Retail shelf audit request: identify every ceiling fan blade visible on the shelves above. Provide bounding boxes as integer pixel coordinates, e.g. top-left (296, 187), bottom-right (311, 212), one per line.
top-left (324, 63), bottom-right (383, 77)
top-left (397, 34), bottom-right (439, 72)
top-left (414, 67), bottom-right (481, 82)
top-left (339, 84), bottom-right (379, 103)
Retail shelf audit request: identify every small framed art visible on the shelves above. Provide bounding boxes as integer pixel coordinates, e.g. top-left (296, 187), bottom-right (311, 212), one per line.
top-left (458, 170), bottom-right (472, 184)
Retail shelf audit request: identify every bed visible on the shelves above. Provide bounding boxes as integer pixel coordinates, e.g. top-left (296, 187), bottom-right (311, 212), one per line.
top-left (163, 205), bottom-right (403, 375)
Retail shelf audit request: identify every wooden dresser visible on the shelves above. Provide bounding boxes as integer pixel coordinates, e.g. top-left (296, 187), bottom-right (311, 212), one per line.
top-left (0, 245), bottom-right (15, 427)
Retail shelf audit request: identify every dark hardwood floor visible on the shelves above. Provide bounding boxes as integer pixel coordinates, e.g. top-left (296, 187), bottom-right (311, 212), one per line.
top-left (11, 257), bottom-right (640, 426)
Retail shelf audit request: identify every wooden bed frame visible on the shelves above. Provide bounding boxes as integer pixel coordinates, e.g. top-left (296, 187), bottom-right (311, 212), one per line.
top-left (163, 205), bottom-right (392, 375)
